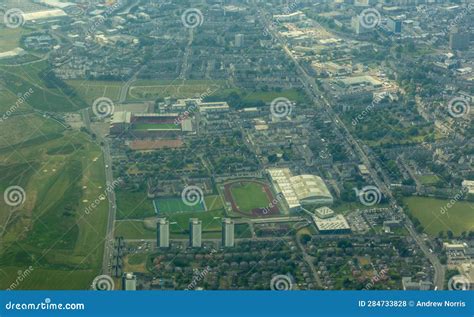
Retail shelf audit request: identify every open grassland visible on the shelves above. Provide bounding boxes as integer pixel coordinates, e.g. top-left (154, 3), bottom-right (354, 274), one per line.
top-left (116, 190), bottom-right (155, 220)
top-left (67, 80), bottom-right (123, 104)
top-left (404, 197), bottom-right (474, 237)
top-left (0, 115), bottom-right (108, 289)
top-left (210, 88), bottom-right (309, 104)
top-left (0, 61), bottom-right (88, 112)
top-left (0, 28), bottom-right (31, 52)
top-left (128, 80), bottom-right (222, 101)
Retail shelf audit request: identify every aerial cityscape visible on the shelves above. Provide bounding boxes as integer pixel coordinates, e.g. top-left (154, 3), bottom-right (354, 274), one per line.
top-left (0, 0), bottom-right (472, 292)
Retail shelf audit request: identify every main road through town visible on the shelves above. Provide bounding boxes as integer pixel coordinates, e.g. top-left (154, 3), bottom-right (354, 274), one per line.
top-left (258, 9), bottom-right (445, 290)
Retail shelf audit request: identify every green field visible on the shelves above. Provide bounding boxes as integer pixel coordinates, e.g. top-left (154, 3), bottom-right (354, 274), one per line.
top-left (116, 190), bottom-right (155, 220)
top-left (115, 195), bottom-right (226, 240)
top-left (133, 123), bottom-right (180, 131)
top-left (418, 175), bottom-right (441, 186)
top-left (0, 61), bottom-right (88, 112)
top-left (67, 80), bottom-right (123, 104)
top-left (0, 28), bottom-right (31, 52)
top-left (230, 181), bottom-right (271, 213)
top-left (0, 115), bottom-right (108, 289)
top-left (404, 197), bottom-right (474, 237)
top-left (115, 220), bottom-right (155, 239)
top-left (128, 80), bottom-right (222, 101)
top-left (155, 197), bottom-right (207, 214)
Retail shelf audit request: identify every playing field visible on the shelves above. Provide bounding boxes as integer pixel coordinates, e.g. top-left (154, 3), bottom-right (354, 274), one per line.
top-left (133, 123), bottom-right (180, 131)
top-left (154, 197), bottom-right (207, 214)
top-left (404, 197), bottom-right (474, 237)
top-left (128, 80), bottom-right (222, 101)
top-left (224, 180), bottom-right (279, 217)
top-left (231, 182), bottom-right (270, 212)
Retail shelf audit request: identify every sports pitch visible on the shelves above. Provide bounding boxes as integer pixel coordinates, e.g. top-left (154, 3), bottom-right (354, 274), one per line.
top-left (154, 197), bottom-right (207, 214)
top-left (224, 180), bottom-right (280, 216)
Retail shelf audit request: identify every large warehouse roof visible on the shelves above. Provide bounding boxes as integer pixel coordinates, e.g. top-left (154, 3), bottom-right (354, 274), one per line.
top-left (290, 174), bottom-right (333, 203)
top-left (267, 168), bottom-right (333, 211)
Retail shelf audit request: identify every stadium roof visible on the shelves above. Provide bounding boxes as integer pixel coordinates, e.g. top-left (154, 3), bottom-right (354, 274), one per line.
top-left (290, 174), bottom-right (333, 203)
top-left (267, 168), bottom-right (333, 210)
top-left (22, 9), bottom-right (67, 21)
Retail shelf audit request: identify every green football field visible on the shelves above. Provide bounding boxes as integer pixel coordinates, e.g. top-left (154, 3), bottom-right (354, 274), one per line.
top-left (155, 197), bottom-right (207, 214)
top-left (133, 123), bottom-right (180, 130)
top-left (404, 196), bottom-right (474, 237)
top-left (230, 181), bottom-right (271, 213)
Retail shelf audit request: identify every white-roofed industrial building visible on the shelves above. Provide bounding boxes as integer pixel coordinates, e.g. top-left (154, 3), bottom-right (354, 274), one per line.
top-left (267, 168), bottom-right (333, 214)
top-left (312, 214), bottom-right (351, 234)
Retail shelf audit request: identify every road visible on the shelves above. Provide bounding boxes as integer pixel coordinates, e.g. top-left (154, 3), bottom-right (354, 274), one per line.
top-left (101, 140), bottom-right (116, 274)
top-left (259, 10), bottom-right (445, 289)
top-left (82, 108), bottom-right (117, 275)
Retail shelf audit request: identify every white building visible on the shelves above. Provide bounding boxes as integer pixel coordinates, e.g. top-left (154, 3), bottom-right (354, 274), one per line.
top-left (462, 180), bottom-right (474, 194)
top-left (157, 218), bottom-right (170, 248)
top-left (189, 218), bottom-right (202, 248)
top-left (267, 168), bottom-right (333, 213)
top-left (222, 218), bottom-right (235, 247)
top-left (312, 214), bottom-right (351, 234)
